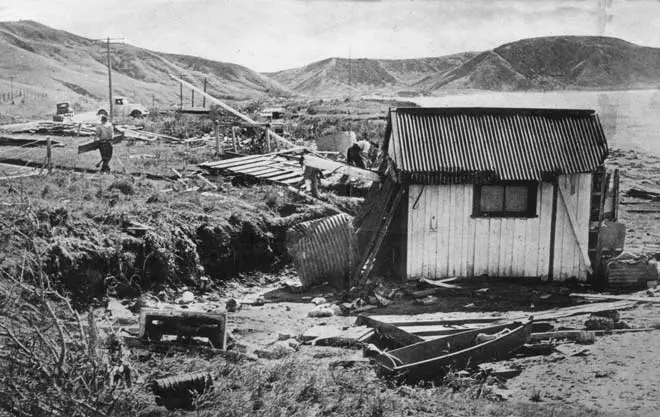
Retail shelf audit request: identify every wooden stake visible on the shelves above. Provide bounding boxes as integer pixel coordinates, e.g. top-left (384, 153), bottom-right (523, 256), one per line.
top-left (215, 122), bottom-right (221, 155)
top-left (46, 136), bottom-right (52, 174)
top-left (231, 126), bottom-right (238, 152)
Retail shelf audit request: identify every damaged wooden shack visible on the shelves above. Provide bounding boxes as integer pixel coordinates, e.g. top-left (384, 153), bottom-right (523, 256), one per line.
top-left (351, 107), bottom-right (620, 285)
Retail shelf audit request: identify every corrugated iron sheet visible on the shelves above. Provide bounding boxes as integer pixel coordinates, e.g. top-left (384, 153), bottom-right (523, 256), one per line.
top-left (287, 213), bottom-right (358, 287)
top-left (200, 149), bottom-right (329, 186)
top-left (386, 107), bottom-right (609, 184)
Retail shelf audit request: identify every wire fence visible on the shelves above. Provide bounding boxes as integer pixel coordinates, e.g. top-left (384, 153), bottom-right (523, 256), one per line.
top-left (0, 89), bottom-right (49, 104)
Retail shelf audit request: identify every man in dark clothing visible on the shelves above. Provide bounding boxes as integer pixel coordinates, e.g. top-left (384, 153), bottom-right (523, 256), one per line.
top-left (346, 143), bottom-right (365, 168)
top-left (96, 115), bottom-right (114, 173)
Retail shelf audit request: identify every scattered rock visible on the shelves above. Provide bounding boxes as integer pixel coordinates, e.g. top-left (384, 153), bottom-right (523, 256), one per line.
top-left (178, 291), bottom-right (195, 304)
top-left (285, 338), bottom-right (300, 349)
top-left (205, 293), bottom-right (221, 302)
top-left (254, 341), bottom-right (295, 360)
top-left (311, 297), bottom-right (328, 305)
top-left (585, 316), bottom-right (630, 330)
top-left (374, 293), bottom-right (392, 307)
top-left (591, 310), bottom-right (621, 322)
top-left (226, 299), bottom-right (240, 312)
top-left (415, 295), bottom-right (438, 305)
top-left (308, 308), bottom-right (334, 318)
top-left (252, 296), bottom-right (265, 306)
top-left (555, 343), bottom-right (590, 357)
top-left (328, 304), bottom-right (343, 316)
top-left (278, 332), bottom-right (295, 341)
top-left (478, 362), bottom-right (522, 379)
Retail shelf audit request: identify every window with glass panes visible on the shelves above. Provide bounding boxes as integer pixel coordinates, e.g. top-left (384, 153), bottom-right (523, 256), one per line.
top-left (472, 182), bottom-right (538, 218)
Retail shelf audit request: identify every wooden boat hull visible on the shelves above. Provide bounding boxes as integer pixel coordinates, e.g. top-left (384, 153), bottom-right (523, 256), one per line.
top-left (374, 319), bottom-right (532, 379)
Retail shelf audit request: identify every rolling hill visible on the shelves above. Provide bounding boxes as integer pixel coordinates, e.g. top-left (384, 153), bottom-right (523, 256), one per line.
top-left (265, 54), bottom-right (478, 96)
top-left (0, 20), bottom-right (292, 118)
top-left (416, 36), bottom-right (660, 92)
top-left (272, 36), bottom-right (660, 96)
top-left (2, 20), bottom-right (660, 116)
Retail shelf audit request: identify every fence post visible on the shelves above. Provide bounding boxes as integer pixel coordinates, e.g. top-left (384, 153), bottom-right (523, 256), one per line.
top-left (215, 121), bottom-right (221, 155)
top-left (46, 136), bottom-right (53, 174)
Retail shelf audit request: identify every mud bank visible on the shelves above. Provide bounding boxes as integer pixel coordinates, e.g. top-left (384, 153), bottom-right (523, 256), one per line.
top-left (0, 173), bottom-right (352, 307)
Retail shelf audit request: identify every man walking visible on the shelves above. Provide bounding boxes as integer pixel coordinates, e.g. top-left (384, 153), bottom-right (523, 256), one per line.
top-left (96, 114), bottom-right (114, 173)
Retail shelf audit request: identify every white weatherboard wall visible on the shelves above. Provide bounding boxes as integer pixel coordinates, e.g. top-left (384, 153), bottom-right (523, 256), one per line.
top-left (406, 174), bottom-right (592, 281)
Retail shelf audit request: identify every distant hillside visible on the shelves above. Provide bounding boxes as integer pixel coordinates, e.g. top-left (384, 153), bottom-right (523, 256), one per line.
top-left (415, 36), bottom-right (660, 92)
top-left (3, 21), bottom-right (660, 117)
top-left (0, 20), bottom-right (292, 118)
top-left (266, 54), bottom-right (477, 96)
top-left (271, 36), bottom-right (660, 96)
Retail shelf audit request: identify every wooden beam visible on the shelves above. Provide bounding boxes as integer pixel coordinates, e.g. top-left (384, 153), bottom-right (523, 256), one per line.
top-left (558, 182), bottom-right (593, 274)
top-left (570, 293), bottom-right (660, 304)
top-left (169, 74), bottom-right (296, 149)
top-left (303, 154), bottom-right (381, 182)
top-left (355, 315), bottom-right (424, 347)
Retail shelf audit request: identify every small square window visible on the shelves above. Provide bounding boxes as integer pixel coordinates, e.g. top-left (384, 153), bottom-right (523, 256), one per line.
top-left (473, 182), bottom-right (537, 218)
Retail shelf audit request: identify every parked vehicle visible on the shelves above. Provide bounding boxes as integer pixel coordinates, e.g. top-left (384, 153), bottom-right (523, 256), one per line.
top-left (52, 102), bottom-right (74, 122)
top-left (97, 96), bottom-right (149, 118)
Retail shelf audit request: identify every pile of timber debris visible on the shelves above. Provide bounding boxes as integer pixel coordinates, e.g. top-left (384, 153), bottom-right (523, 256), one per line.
top-left (0, 121), bottom-right (96, 136)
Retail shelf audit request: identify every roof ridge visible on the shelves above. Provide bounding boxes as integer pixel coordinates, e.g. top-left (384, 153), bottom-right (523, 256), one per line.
top-left (392, 107), bottom-right (597, 117)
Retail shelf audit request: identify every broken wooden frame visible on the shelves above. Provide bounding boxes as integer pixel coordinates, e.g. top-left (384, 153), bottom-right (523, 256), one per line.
top-left (138, 308), bottom-right (227, 350)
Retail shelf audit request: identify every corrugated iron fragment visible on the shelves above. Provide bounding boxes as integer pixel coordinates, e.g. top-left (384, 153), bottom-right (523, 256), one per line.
top-left (386, 107), bottom-right (609, 184)
top-left (287, 213), bottom-right (358, 288)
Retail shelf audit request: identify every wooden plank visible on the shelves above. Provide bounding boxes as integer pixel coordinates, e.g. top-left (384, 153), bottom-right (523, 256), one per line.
top-left (473, 217), bottom-right (489, 276)
top-left (530, 330), bottom-right (595, 343)
top-left (570, 293), bottom-right (660, 303)
top-left (201, 147), bottom-right (307, 168)
top-left (488, 218), bottom-right (501, 276)
top-left (409, 185), bottom-right (425, 279)
top-left (465, 184), bottom-right (476, 277)
top-left (500, 218), bottom-right (515, 276)
top-left (558, 182), bottom-right (593, 274)
top-left (280, 177), bottom-right (305, 185)
top-left (612, 169), bottom-right (620, 221)
top-left (530, 300), bottom-right (636, 321)
top-left (353, 188), bottom-right (403, 285)
top-left (355, 315), bottom-right (424, 347)
top-left (418, 277), bottom-right (461, 289)
top-left (303, 155), bottom-right (380, 182)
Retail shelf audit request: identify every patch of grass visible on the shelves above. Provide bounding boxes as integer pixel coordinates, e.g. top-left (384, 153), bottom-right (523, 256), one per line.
top-left (108, 178), bottom-right (136, 195)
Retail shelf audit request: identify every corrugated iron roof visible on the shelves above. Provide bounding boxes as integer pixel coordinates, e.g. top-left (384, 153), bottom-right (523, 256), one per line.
top-left (199, 149), bottom-right (332, 186)
top-left (385, 107), bottom-right (609, 183)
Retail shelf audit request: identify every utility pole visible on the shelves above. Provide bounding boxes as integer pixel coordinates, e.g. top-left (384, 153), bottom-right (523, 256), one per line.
top-left (348, 46), bottom-right (352, 91)
top-left (94, 37), bottom-right (124, 121)
top-left (191, 90), bottom-right (195, 108)
top-left (202, 78), bottom-right (207, 108)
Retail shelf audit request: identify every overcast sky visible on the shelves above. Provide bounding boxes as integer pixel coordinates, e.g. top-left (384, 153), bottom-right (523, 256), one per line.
top-left (1, 0), bottom-right (660, 72)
